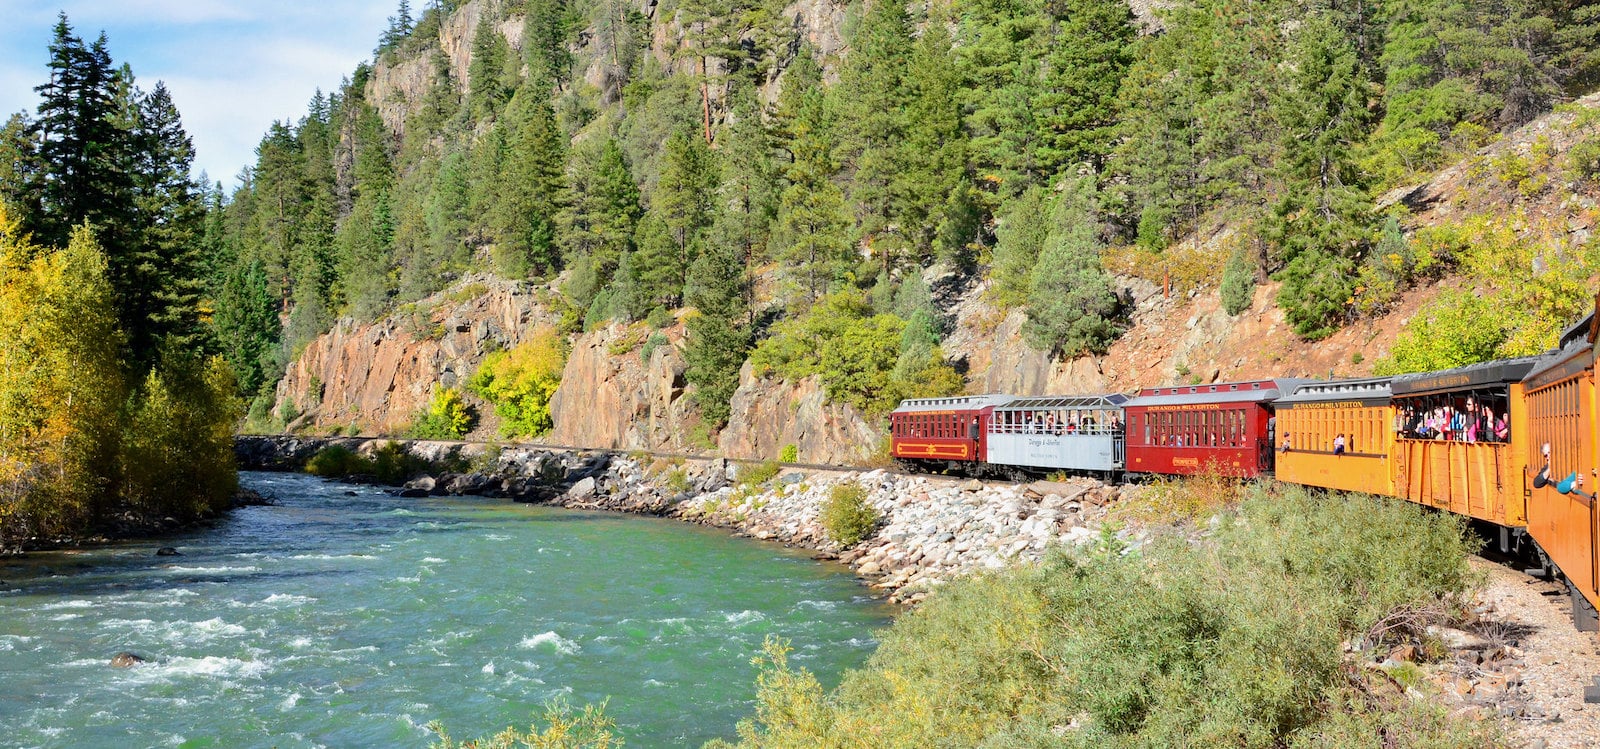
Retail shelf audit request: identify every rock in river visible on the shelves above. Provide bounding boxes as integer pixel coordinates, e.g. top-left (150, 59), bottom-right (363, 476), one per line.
top-left (110, 652), bottom-right (146, 668)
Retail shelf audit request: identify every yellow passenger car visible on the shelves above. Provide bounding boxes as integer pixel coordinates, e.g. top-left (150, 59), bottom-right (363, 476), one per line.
top-left (1523, 316), bottom-right (1600, 627)
top-left (1390, 358), bottom-right (1541, 528)
top-left (1273, 378), bottom-right (1396, 496)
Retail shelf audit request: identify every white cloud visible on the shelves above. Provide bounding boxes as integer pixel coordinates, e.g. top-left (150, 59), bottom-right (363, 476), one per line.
top-left (1, 0), bottom-right (395, 186)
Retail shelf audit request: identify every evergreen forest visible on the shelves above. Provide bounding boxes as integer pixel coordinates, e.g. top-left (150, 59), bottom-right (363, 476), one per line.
top-left (0, 16), bottom-right (240, 547)
top-left (3, 0), bottom-right (1599, 539)
top-left (147, 0), bottom-right (1599, 431)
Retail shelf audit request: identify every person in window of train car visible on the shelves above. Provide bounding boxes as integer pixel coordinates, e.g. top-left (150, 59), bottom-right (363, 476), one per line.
top-left (1281, 432), bottom-right (1292, 454)
top-left (1333, 433), bottom-right (1346, 456)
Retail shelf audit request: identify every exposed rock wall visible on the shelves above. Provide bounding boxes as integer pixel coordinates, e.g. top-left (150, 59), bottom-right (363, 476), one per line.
top-left (546, 323), bottom-right (699, 452)
top-left (717, 362), bottom-right (881, 464)
top-left (275, 275), bottom-right (558, 435)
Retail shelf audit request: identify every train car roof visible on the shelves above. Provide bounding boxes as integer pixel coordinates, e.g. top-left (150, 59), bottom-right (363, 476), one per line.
top-left (995, 394), bottom-right (1129, 411)
top-left (1390, 356), bottom-right (1547, 397)
top-left (1123, 379), bottom-right (1317, 408)
top-left (1558, 309), bottom-right (1596, 349)
top-left (1524, 342), bottom-right (1593, 391)
top-left (1274, 377), bottom-right (1392, 406)
top-left (892, 394), bottom-right (1016, 414)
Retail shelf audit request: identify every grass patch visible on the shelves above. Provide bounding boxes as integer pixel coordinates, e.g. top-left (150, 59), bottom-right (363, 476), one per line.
top-left (738, 460), bottom-right (781, 488)
top-left (1113, 460), bottom-right (1244, 527)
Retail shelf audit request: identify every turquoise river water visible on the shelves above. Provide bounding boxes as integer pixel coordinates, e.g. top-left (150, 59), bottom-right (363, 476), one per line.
top-left (0, 472), bottom-right (893, 748)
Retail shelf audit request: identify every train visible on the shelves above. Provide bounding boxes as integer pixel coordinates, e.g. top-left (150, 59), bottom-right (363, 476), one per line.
top-left (890, 297), bottom-right (1600, 632)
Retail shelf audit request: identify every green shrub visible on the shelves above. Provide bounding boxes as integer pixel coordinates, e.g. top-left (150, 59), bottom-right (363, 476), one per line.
top-left (720, 484), bottom-right (1493, 749)
top-left (409, 387), bottom-right (475, 440)
top-left (748, 290), bottom-right (912, 415)
top-left (646, 305), bottom-right (675, 329)
top-left (1275, 249), bottom-right (1357, 341)
top-left (1220, 249), bottom-right (1255, 316)
top-left (1374, 290), bottom-right (1508, 375)
top-left (739, 460), bottom-right (781, 488)
top-left (430, 699), bottom-right (622, 749)
top-left (664, 468), bottom-right (692, 494)
top-left (371, 441), bottom-right (431, 484)
top-left (640, 332), bottom-right (669, 363)
top-left (469, 328), bottom-right (567, 438)
top-left (819, 481), bottom-right (879, 548)
top-left (778, 444), bottom-right (798, 463)
top-left (276, 396), bottom-right (300, 429)
top-left (305, 445), bottom-right (372, 478)
top-left (120, 354), bottom-right (242, 519)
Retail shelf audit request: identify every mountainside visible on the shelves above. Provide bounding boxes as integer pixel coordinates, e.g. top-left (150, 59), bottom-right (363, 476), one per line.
top-left (216, 0), bottom-right (1600, 459)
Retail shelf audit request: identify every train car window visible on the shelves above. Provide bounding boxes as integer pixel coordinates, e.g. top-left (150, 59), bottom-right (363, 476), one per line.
top-left (1396, 388), bottom-right (1511, 443)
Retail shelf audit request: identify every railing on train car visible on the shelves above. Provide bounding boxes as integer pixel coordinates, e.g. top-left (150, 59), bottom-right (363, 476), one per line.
top-left (1113, 435), bottom-right (1125, 466)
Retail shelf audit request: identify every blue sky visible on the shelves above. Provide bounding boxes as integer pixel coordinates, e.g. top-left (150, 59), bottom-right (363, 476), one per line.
top-left (1, 1), bottom-right (397, 187)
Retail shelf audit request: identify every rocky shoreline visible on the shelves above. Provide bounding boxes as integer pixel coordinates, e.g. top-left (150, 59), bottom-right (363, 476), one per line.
top-left (235, 435), bottom-right (1124, 603)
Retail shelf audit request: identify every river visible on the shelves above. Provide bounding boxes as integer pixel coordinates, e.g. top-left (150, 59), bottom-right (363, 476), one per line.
top-left (0, 472), bottom-right (892, 748)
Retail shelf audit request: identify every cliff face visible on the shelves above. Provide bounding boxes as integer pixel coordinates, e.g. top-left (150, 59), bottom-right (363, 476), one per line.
top-left (365, 0), bottom-right (850, 141)
top-left (545, 322), bottom-right (698, 452)
top-left (276, 283), bottom-right (882, 462)
top-left (718, 363), bottom-right (882, 464)
top-left (275, 275), bottom-right (559, 435)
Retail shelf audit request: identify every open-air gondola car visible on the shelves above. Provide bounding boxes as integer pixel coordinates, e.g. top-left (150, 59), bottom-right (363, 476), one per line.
top-left (1390, 357), bottom-right (1540, 529)
top-left (1522, 311), bottom-right (1600, 629)
top-left (984, 394), bottom-right (1129, 478)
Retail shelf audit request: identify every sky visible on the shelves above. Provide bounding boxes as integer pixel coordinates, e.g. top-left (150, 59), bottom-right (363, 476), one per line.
top-left (0, 1), bottom-right (397, 187)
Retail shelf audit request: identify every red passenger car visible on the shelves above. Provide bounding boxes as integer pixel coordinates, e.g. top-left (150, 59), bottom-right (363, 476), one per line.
top-left (1122, 379), bottom-right (1315, 477)
top-left (889, 395), bottom-right (1014, 472)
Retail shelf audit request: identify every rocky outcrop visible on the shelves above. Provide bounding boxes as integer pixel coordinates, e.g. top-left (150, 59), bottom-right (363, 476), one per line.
top-left (547, 322), bottom-right (699, 452)
top-left (110, 652), bottom-right (147, 668)
top-left (717, 362), bottom-right (882, 465)
top-left (275, 275), bottom-right (558, 435)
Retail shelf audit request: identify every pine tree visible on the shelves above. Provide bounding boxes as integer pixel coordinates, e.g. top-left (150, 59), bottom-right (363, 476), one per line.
top-left (988, 188), bottom-right (1049, 309)
top-left (523, 0), bottom-right (574, 86)
top-left (132, 82), bottom-right (206, 352)
top-left (1036, 0), bottom-right (1135, 172)
top-left (488, 82), bottom-right (568, 278)
top-left (900, 15), bottom-right (970, 262)
top-left (212, 259), bottom-right (279, 399)
top-left (684, 238), bottom-right (750, 428)
top-left (0, 114), bottom-right (37, 218)
top-left (468, 18), bottom-right (512, 119)
top-left (831, 0), bottom-right (912, 271)
top-left (710, 91), bottom-right (779, 269)
top-left (29, 16), bottom-right (129, 250)
top-left (771, 48), bottom-right (852, 308)
top-left (1023, 175), bottom-right (1122, 356)
top-left (629, 208), bottom-right (684, 309)
top-left (560, 138), bottom-right (640, 283)
top-left (652, 125), bottom-right (719, 290)
top-left (1267, 13), bottom-right (1374, 340)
